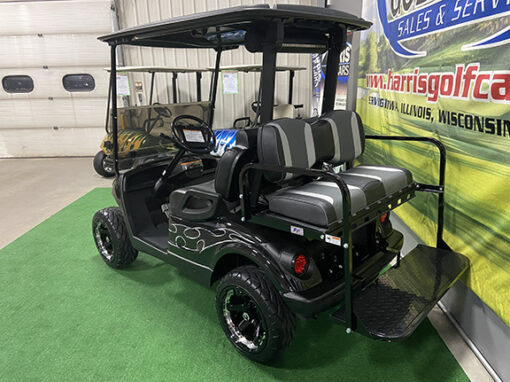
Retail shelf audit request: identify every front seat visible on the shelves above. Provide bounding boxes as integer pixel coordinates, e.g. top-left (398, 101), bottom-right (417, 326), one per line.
top-left (169, 129), bottom-right (258, 221)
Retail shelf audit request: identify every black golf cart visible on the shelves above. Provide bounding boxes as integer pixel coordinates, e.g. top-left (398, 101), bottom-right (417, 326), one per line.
top-left (93, 5), bottom-right (469, 363)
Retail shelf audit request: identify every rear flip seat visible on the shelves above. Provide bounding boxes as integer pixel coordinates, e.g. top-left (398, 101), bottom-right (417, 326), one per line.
top-left (343, 165), bottom-right (412, 196)
top-left (267, 178), bottom-right (384, 227)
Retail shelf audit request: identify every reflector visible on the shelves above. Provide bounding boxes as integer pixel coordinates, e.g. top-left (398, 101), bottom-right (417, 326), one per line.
top-left (293, 254), bottom-right (307, 275)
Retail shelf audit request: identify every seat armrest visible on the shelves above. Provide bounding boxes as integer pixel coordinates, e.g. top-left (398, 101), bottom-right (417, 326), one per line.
top-left (170, 188), bottom-right (223, 222)
top-left (365, 135), bottom-right (445, 184)
top-left (364, 134), bottom-right (447, 248)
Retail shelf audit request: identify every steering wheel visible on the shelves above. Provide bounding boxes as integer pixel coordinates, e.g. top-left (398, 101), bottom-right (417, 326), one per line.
top-left (153, 103), bottom-right (172, 119)
top-left (144, 103), bottom-right (172, 134)
top-left (153, 115), bottom-right (215, 198)
top-left (171, 114), bottom-right (216, 155)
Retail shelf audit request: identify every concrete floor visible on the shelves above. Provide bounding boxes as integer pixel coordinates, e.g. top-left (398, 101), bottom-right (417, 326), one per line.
top-left (0, 158), bottom-right (111, 249)
top-left (0, 157), bottom-right (494, 381)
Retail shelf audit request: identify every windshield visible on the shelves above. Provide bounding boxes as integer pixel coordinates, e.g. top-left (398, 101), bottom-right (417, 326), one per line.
top-left (105, 102), bottom-right (210, 164)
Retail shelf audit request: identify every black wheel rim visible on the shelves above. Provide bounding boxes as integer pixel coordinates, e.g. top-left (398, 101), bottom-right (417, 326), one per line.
top-left (94, 221), bottom-right (113, 260)
top-left (223, 287), bottom-right (267, 352)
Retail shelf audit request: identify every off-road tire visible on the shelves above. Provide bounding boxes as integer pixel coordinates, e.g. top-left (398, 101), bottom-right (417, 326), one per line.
top-left (216, 266), bottom-right (296, 363)
top-left (93, 150), bottom-right (114, 178)
top-left (92, 207), bottom-right (138, 268)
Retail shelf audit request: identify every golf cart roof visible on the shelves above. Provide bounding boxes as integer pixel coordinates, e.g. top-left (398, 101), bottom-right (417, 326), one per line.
top-left (105, 66), bottom-right (212, 73)
top-left (219, 65), bottom-right (306, 72)
top-left (106, 65), bottom-right (306, 73)
top-left (98, 4), bottom-right (371, 50)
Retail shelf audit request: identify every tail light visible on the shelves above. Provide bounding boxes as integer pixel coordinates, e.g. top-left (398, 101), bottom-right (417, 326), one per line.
top-left (380, 213), bottom-right (388, 223)
top-left (293, 254), bottom-right (308, 276)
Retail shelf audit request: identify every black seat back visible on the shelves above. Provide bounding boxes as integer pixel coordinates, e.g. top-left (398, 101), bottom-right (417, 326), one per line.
top-left (214, 129), bottom-right (258, 202)
top-left (257, 117), bottom-right (340, 184)
top-left (318, 110), bottom-right (365, 165)
top-left (258, 118), bottom-right (322, 183)
top-left (256, 112), bottom-right (365, 185)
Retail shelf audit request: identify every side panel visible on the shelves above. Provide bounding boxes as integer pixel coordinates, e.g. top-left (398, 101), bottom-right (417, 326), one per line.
top-left (166, 218), bottom-right (297, 291)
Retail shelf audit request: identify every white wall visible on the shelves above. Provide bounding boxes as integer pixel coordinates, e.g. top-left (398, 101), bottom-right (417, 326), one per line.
top-left (0, 0), bottom-right (112, 157)
top-left (116, 0), bottom-right (315, 129)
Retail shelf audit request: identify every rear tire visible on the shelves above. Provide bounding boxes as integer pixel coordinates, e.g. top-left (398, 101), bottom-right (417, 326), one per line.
top-left (216, 266), bottom-right (296, 363)
top-left (92, 207), bottom-right (138, 268)
top-left (93, 150), bottom-right (115, 177)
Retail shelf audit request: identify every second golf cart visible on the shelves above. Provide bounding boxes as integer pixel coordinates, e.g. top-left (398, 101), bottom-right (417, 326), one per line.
top-left (93, 5), bottom-right (469, 363)
top-left (94, 66), bottom-right (211, 177)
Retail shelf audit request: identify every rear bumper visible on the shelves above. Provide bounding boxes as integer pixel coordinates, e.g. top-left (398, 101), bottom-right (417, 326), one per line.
top-left (283, 279), bottom-right (347, 317)
top-left (283, 229), bottom-right (403, 317)
top-left (283, 251), bottom-right (401, 317)
top-left (283, 230), bottom-right (403, 317)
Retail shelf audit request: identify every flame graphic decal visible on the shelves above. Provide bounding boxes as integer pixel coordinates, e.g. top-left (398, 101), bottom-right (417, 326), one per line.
top-left (168, 224), bottom-right (256, 253)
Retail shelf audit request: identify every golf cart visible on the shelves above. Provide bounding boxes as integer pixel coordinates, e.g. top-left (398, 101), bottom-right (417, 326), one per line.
top-left (93, 5), bottom-right (469, 363)
top-left (223, 64), bottom-right (306, 128)
top-left (94, 66), bottom-right (211, 177)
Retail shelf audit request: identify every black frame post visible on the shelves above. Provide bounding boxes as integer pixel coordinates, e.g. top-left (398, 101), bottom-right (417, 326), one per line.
top-left (196, 71), bottom-right (202, 102)
top-left (105, 70), bottom-right (112, 133)
top-left (172, 72), bottom-right (178, 103)
top-left (288, 69), bottom-right (295, 105)
top-left (259, 22), bottom-right (283, 124)
top-left (208, 49), bottom-right (222, 127)
top-left (148, 71), bottom-right (156, 104)
top-left (145, 71), bottom-right (156, 133)
top-left (322, 28), bottom-right (345, 113)
top-left (260, 47), bottom-right (277, 123)
top-left (110, 44), bottom-right (119, 175)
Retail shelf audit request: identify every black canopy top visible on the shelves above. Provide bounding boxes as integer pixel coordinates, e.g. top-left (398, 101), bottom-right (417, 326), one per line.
top-left (99, 4), bottom-right (371, 52)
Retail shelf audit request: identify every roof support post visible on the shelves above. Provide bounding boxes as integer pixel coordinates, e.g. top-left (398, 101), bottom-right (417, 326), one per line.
top-left (145, 71), bottom-right (156, 134)
top-left (288, 69), bottom-right (295, 105)
top-left (110, 44), bottom-right (119, 175)
top-left (105, 70), bottom-right (112, 133)
top-left (148, 71), bottom-right (156, 104)
top-left (196, 71), bottom-right (202, 102)
top-left (208, 49), bottom-right (222, 127)
top-left (172, 72), bottom-right (178, 103)
top-left (260, 47), bottom-right (277, 124)
top-left (321, 28), bottom-right (346, 114)
top-left (259, 21), bottom-right (283, 124)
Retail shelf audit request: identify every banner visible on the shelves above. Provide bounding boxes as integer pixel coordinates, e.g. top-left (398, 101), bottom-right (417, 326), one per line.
top-left (311, 33), bottom-right (353, 115)
top-left (357, 0), bottom-right (510, 324)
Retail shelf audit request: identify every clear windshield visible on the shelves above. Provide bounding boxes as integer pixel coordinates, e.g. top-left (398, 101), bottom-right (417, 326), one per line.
top-left (105, 102), bottom-right (210, 164)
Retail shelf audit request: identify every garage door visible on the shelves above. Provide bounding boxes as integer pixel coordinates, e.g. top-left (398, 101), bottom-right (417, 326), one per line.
top-left (0, 0), bottom-right (112, 157)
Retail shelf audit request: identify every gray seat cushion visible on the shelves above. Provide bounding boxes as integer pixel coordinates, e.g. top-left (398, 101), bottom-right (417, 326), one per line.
top-left (344, 165), bottom-right (413, 196)
top-left (267, 177), bottom-right (385, 227)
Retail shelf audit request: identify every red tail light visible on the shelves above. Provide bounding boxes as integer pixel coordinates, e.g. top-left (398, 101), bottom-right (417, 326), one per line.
top-left (293, 254), bottom-right (308, 276)
top-left (380, 213), bottom-right (388, 223)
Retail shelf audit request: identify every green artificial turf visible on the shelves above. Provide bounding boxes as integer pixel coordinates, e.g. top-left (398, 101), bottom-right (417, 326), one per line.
top-left (0, 188), bottom-right (468, 381)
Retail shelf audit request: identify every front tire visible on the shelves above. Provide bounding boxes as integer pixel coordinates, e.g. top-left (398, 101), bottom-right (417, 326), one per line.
top-left (216, 266), bottom-right (296, 363)
top-left (92, 207), bottom-right (138, 268)
top-left (93, 150), bottom-right (115, 177)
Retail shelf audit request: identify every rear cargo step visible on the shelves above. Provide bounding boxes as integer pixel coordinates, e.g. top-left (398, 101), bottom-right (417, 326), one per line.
top-left (332, 244), bottom-right (469, 341)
